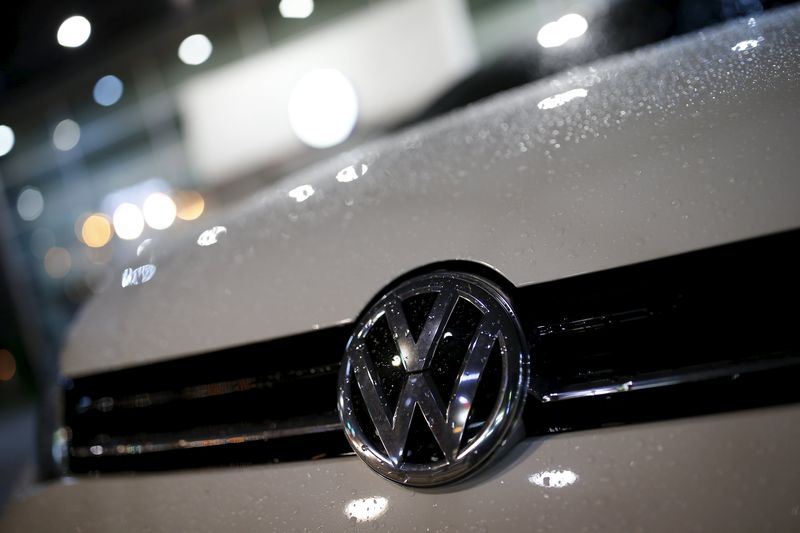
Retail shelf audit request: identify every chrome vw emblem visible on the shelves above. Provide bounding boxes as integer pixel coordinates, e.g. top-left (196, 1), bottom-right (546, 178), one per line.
top-left (337, 272), bottom-right (529, 486)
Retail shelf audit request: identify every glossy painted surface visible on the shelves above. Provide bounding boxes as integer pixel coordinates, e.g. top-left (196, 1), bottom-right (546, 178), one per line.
top-left (4, 404), bottom-right (800, 531)
top-left (62, 6), bottom-right (800, 376)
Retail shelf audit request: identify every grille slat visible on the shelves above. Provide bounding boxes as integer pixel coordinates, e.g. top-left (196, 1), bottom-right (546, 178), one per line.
top-left (64, 229), bottom-right (800, 474)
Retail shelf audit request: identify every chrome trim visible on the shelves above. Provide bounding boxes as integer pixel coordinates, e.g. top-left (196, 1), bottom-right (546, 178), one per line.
top-left (338, 272), bottom-right (530, 487)
top-left (71, 416), bottom-right (342, 458)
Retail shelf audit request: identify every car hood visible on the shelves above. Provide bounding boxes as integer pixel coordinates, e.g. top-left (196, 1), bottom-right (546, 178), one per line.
top-left (63, 6), bottom-right (800, 376)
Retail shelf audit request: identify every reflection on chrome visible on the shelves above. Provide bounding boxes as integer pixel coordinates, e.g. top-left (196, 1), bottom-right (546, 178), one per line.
top-left (731, 37), bottom-right (763, 51)
top-left (336, 163), bottom-right (368, 183)
top-left (121, 264), bottom-right (157, 287)
top-left (288, 184), bottom-right (315, 202)
top-left (197, 226), bottom-right (227, 246)
top-left (537, 88), bottom-right (588, 110)
top-left (529, 469), bottom-right (578, 488)
top-left (344, 496), bottom-right (388, 523)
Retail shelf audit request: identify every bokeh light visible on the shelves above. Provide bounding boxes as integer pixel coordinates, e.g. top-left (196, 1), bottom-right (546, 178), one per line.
top-left (0, 124), bottom-right (14, 157)
top-left (112, 203), bottom-right (145, 240)
top-left (44, 247), bottom-right (72, 279)
top-left (53, 119), bottom-right (81, 151)
top-left (537, 13), bottom-right (588, 48)
top-left (142, 192), bottom-right (177, 230)
top-left (93, 75), bottom-right (124, 106)
top-left (0, 349), bottom-right (16, 381)
top-left (288, 68), bottom-right (358, 149)
top-left (16, 187), bottom-right (44, 221)
top-left (279, 0), bottom-right (314, 19)
top-left (57, 16), bottom-right (92, 48)
top-left (81, 214), bottom-right (113, 248)
top-left (178, 34), bottom-right (213, 65)
top-left (174, 190), bottom-right (205, 221)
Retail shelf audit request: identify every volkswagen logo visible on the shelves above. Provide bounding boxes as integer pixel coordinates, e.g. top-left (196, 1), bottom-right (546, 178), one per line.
top-left (337, 272), bottom-right (530, 486)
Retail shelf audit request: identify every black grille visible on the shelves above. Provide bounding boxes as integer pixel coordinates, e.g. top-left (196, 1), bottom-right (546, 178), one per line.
top-left (64, 229), bottom-right (800, 473)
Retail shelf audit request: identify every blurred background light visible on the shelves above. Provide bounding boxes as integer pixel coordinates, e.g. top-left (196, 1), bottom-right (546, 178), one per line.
top-left (112, 203), bottom-right (145, 240)
top-left (52, 119), bottom-right (81, 151)
top-left (81, 214), bottom-right (113, 248)
top-left (93, 75), bottom-right (124, 106)
top-left (57, 15), bottom-right (92, 48)
top-left (174, 191), bottom-right (205, 221)
top-left (0, 125), bottom-right (14, 157)
top-left (16, 187), bottom-right (44, 221)
top-left (44, 247), bottom-right (71, 279)
top-left (288, 68), bottom-right (358, 149)
top-left (279, 0), bottom-right (315, 19)
top-left (142, 192), bottom-right (177, 230)
top-left (537, 13), bottom-right (588, 48)
top-left (0, 349), bottom-right (16, 382)
top-left (178, 34), bottom-right (213, 66)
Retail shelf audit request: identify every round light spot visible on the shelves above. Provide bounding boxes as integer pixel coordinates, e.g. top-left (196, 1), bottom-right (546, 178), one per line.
top-left (112, 203), bottom-right (145, 240)
top-left (174, 190), bottom-right (205, 221)
top-left (537, 13), bottom-right (588, 48)
top-left (53, 119), bottom-right (81, 151)
top-left (142, 192), bottom-right (177, 230)
top-left (16, 187), bottom-right (44, 221)
top-left (93, 75), bottom-right (124, 106)
top-left (57, 16), bottom-right (92, 48)
top-left (0, 125), bottom-right (15, 157)
top-left (0, 349), bottom-right (16, 381)
top-left (178, 34), bottom-right (213, 66)
top-left (81, 213), bottom-right (113, 248)
top-left (288, 68), bottom-right (358, 149)
top-left (44, 247), bottom-right (72, 279)
top-left (279, 0), bottom-right (314, 19)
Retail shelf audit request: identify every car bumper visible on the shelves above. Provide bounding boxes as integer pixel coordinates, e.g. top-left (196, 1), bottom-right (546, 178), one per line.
top-left (3, 404), bottom-right (799, 532)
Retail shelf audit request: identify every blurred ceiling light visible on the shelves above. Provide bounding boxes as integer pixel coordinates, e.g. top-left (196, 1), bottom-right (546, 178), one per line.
top-left (178, 34), bottom-right (213, 66)
top-left (44, 247), bottom-right (72, 279)
top-left (174, 190), bottom-right (205, 221)
top-left (0, 124), bottom-right (14, 157)
top-left (279, 0), bottom-right (314, 19)
top-left (81, 214), bottom-right (113, 248)
top-left (288, 68), bottom-right (358, 149)
top-left (288, 184), bottom-right (315, 202)
top-left (537, 13), bottom-right (588, 48)
top-left (53, 119), bottom-right (81, 151)
top-left (93, 75), bottom-right (124, 106)
top-left (142, 192), bottom-right (177, 230)
top-left (112, 203), bottom-right (145, 240)
top-left (0, 349), bottom-right (16, 381)
top-left (57, 15), bottom-right (92, 48)
top-left (16, 187), bottom-right (44, 221)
